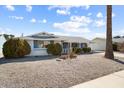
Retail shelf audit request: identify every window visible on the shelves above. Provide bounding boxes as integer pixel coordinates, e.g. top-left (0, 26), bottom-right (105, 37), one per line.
top-left (34, 40), bottom-right (44, 48)
top-left (72, 43), bottom-right (78, 48)
top-left (81, 43), bottom-right (87, 48)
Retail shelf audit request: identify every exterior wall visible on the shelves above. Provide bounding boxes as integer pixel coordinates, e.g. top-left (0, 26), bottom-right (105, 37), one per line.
top-left (26, 39), bottom-right (90, 56)
top-left (29, 48), bottom-right (48, 56)
top-left (89, 40), bottom-right (106, 51)
top-left (62, 42), bottom-right (88, 54)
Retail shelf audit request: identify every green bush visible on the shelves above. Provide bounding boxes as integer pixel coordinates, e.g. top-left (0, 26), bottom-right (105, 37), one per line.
top-left (82, 47), bottom-right (87, 53)
top-left (87, 47), bottom-right (91, 52)
top-left (113, 43), bottom-right (118, 51)
top-left (47, 43), bottom-right (62, 56)
top-left (72, 47), bottom-right (82, 54)
top-left (46, 43), bottom-right (54, 54)
top-left (3, 38), bottom-right (31, 58)
top-left (53, 43), bottom-right (62, 55)
top-left (82, 47), bottom-right (91, 53)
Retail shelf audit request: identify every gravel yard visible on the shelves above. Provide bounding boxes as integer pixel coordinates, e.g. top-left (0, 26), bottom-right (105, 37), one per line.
top-left (0, 53), bottom-right (124, 88)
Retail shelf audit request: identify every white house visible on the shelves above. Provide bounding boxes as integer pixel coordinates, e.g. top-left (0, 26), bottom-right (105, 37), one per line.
top-left (89, 38), bottom-right (106, 51)
top-left (89, 37), bottom-right (124, 51)
top-left (113, 37), bottom-right (124, 43)
top-left (21, 32), bottom-right (90, 56)
top-left (0, 34), bottom-right (6, 56)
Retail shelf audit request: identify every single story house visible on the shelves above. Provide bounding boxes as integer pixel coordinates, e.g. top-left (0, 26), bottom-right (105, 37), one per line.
top-left (89, 37), bottom-right (124, 51)
top-left (21, 32), bottom-right (90, 56)
top-left (89, 38), bottom-right (106, 51)
top-left (113, 37), bottom-right (124, 43)
top-left (1, 32), bottom-right (123, 56)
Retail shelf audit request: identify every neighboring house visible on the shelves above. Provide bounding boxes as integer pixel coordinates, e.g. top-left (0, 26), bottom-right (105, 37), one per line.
top-left (113, 37), bottom-right (124, 43)
top-left (21, 32), bottom-right (90, 56)
top-left (113, 37), bottom-right (124, 52)
top-left (89, 38), bottom-right (106, 51)
top-left (0, 34), bottom-right (6, 56)
top-left (89, 37), bottom-right (124, 51)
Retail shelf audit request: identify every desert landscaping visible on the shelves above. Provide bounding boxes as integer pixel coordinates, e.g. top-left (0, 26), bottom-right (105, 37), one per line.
top-left (0, 52), bottom-right (124, 88)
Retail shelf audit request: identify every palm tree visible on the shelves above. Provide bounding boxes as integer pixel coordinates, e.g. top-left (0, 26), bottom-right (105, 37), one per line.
top-left (105, 5), bottom-right (114, 59)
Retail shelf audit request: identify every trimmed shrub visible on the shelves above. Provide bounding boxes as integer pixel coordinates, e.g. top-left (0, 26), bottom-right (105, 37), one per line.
top-left (53, 43), bottom-right (62, 55)
top-left (113, 43), bottom-right (118, 51)
top-left (87, 47), bottom-right (91, 52)
top-left (82, 47), bottom-right (87, 53)
top-left (3, 38), bottom-right (31, 58)
top-left (82, 47), bottom-right (91, 53)
top-left (46, 43), bottom-right (54, 54)
top-left (72, 47), bottom-right (82, 54)
top-left (47, 43), bottom-right (62, 56)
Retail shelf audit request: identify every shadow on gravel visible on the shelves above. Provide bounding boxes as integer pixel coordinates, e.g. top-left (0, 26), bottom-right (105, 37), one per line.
top-left (0, 56), bottom-right (57, 65)
top-left (114, 59), bottom-right (124, 64)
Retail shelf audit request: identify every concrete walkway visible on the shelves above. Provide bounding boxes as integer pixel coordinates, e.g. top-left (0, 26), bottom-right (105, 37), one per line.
top-left (71, 70), bottom-right (124, 88)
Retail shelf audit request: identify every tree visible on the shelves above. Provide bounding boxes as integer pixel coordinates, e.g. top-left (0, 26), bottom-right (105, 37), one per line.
top-left (3, 38), bottom-right (31, 58)
top-left (105, 5), bottom-right (114, 59)
top-left (113, 36), bottom-right (121, 38)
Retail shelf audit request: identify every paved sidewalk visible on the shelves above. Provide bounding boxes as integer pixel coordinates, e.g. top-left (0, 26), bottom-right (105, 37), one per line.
top-left (71, 70), bottom-right (124, 88)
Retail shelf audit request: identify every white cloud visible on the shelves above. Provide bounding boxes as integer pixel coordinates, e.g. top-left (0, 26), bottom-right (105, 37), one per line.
top-left (48, 5), bottom-right (90, 15)
top-left (0, 27), bottom-right (12, 34)
top-left (113, 29), bottom-right (124, 36)
top-left (30, 18), bottom-right (36, 23)
top-left (30, 18), bottom-right (47, 24)
top-left (53, 22), bottom-right (83, 32)
top-left (38, 19), bottom-right (47, 23)
top-left (26, 5), bottom-right (32, 12)
top-left (94, 19), bottom-right (105, 27)
top-left (88, 13), bottom-right (92, 16)
top-left (112, 13), bottom-right (116, 17)
top-left (96, 12), bottom-right (103, 18)
top-left (56, 9), bottom-right (70, 15)
top-left (0, 27), bottom-right (5, 34)
top-left (6, 28), bottom-right (11, 32)
top-left (9, 16), bottom-right (24, 20)
top-left (48, 5), bottom-right (90, 10)
top-left (42, 19), bottom-right (47, 23)
top-left (94, 33), bottom-right (106, 38)
top-left (6, 5), bottom-right (15, 11)
top-left (51, 31), bottom-right (71, 36)
top-left (0, 31), bottom-right (4, 34)
top-left (70, 16), bottom-right (92, 26)
top-left (53, 15), bottom-right (92, 34)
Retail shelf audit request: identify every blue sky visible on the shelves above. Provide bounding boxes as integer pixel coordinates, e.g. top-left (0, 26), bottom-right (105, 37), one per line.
top-left (0, 5), bottom-right (124, 39)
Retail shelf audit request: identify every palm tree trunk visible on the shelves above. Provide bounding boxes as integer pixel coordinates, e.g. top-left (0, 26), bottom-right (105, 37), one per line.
top-left (105, 5), bottom-right (114, 59)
